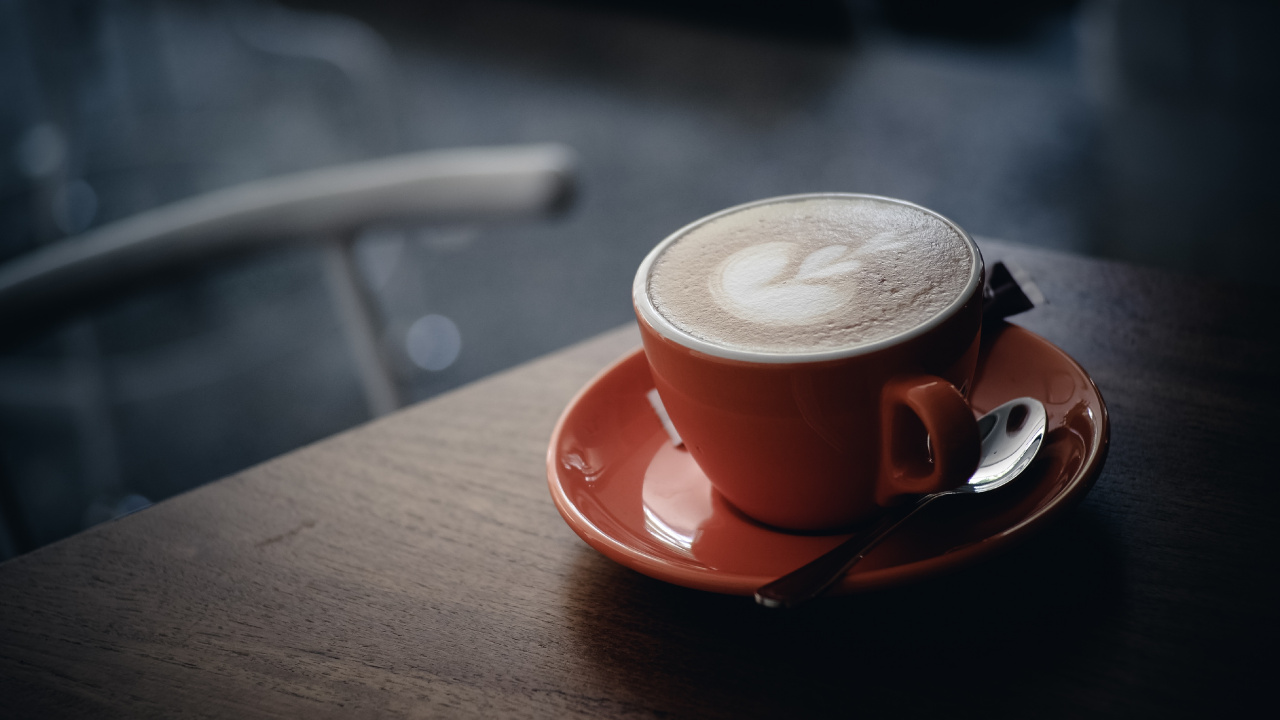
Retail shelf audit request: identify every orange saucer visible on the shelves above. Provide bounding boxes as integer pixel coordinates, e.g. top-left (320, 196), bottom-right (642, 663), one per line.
top-left (546, 322), bottom-right (1109, 596)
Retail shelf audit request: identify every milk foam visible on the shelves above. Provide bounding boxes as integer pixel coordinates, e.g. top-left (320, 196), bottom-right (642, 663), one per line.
top-left (646, 196), bottom-right (975, 354)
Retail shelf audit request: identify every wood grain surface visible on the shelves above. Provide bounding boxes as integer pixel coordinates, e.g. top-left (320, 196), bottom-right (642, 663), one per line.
top-left (2, 240), bottom-right (1277, 719)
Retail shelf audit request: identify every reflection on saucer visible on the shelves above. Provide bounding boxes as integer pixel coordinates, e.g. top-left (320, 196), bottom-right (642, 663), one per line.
top-left (641, 444), bottom-right (713, 556)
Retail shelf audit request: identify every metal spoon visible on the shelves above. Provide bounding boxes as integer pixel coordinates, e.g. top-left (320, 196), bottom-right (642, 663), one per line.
top-left (754, 396), bottom-right (1048, 608)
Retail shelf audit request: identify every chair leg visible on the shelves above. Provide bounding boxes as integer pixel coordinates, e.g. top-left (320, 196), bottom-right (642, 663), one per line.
top-left (321, 233), bottom-right (400, 418)
top-left (62, 320), bottom-right (131, 530)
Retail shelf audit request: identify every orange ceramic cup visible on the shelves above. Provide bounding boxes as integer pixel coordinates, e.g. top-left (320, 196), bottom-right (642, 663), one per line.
top-left (633, 194), bottom-right (985, 532)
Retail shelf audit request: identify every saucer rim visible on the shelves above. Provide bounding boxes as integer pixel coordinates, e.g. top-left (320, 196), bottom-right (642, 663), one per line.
top-left (546, 322), bottom-right (1110, 596)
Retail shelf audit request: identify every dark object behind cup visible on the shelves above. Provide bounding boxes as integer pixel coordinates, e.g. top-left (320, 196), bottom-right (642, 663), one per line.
top-left (983, 260), bottom-right (1044, 324)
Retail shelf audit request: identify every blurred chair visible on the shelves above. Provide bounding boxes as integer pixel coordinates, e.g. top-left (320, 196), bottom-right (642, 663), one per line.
top-left (0, 143), bottom-right (575, 554)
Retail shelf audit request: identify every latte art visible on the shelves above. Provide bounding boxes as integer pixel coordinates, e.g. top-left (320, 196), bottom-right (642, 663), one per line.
top-left (644, 196), bottom-right (977, 355)
top-left (712, 242), bottom-right (858, 325)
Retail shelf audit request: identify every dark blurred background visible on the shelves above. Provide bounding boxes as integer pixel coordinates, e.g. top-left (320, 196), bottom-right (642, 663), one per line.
top-left (2, 0), bottom-right (1277, 559)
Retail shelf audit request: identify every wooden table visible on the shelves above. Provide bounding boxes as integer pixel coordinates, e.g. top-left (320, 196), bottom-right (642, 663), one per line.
top-left (2, 241), bottom-right (1276, 718)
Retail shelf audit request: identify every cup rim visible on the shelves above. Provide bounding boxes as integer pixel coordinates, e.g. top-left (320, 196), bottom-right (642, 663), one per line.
top-left (632, 193), bottom-right (984, 364)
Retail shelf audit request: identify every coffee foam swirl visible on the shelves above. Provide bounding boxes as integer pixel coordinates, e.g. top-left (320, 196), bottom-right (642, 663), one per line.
top-left (646, 196), bottom-right (975, 354)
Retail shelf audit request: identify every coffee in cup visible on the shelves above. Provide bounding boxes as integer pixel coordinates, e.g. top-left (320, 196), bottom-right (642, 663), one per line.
top-left (634, 193), bottom-right (984, 532)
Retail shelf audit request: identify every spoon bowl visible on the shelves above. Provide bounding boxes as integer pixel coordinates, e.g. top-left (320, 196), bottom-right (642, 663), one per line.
top-left (969, 397), bottom-right (1047, 493)
top-left (755, 396), bottom-right (1047, 608)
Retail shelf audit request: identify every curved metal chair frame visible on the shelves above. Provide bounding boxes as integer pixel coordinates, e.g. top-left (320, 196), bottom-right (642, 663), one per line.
top-left (0, 143), bottom-right (575, 553)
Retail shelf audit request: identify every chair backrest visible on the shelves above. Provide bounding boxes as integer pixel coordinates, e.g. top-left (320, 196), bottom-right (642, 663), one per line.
top-left (0, 143), bottom-right (576, 341)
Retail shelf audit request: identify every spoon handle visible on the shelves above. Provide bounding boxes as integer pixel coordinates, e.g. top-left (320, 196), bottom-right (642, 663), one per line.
top-left (754, 493), bottom-right (947, 608)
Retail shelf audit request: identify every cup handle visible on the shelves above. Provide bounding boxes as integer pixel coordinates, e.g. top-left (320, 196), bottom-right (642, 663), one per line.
top-left (876, 376), bottom-right (980, 505)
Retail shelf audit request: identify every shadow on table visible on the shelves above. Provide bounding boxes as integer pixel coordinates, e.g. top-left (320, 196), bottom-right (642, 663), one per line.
top-left (563, 505), bottom-right (1123, 717)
